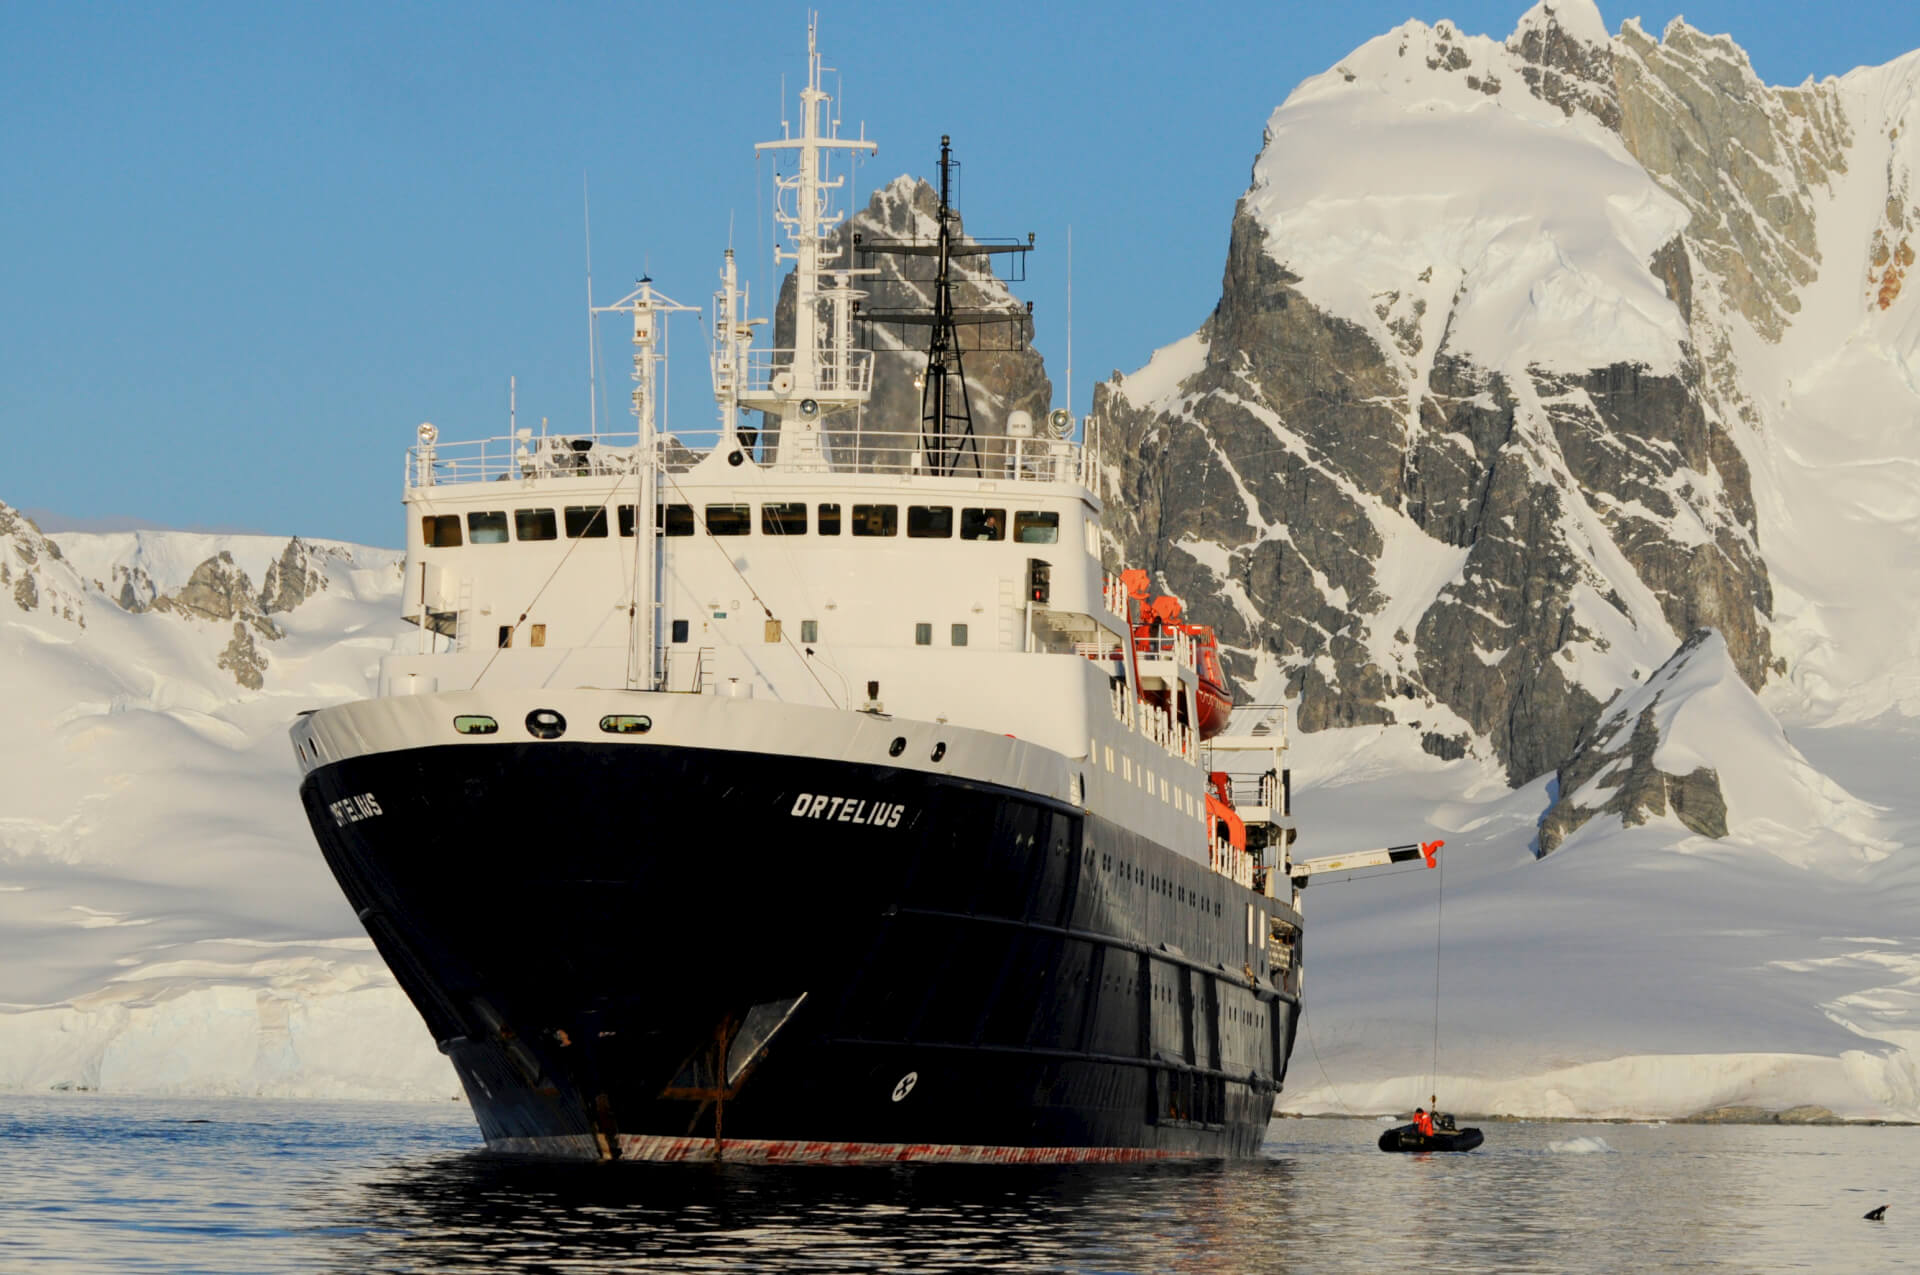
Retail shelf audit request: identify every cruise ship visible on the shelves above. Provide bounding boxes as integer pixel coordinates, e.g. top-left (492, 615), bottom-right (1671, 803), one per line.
top-left (292, 27), bottom-right (1317, 1162)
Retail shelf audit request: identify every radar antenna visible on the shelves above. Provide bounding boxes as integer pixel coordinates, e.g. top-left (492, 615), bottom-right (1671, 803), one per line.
top-left (857, 135), bottom-right (1033, 477)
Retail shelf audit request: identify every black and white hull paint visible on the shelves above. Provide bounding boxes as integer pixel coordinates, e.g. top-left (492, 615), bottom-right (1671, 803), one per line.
top-left (296, 690), bottom-right (1300, 1161)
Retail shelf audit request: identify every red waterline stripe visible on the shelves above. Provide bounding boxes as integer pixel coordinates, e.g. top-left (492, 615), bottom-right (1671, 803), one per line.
top-left (610, 1135), bottom-right (1198, 1164)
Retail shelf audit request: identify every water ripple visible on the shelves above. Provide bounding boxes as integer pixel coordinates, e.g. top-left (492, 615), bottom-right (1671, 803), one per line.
top-left (0, 1096), bottom-right (1911, 1273)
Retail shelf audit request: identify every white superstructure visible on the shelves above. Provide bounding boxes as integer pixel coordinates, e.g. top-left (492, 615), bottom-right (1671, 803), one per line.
top-left (362, 20), bottom-right (1276, 887)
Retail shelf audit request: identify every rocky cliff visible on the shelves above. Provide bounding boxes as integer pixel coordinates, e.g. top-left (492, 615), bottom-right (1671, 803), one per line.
top-left (46, 528), bottom-right (382, 691)
top-left (1093, 1), bottom-right (1920, 847)
top-left (0, 501), bottom-right (86, 628)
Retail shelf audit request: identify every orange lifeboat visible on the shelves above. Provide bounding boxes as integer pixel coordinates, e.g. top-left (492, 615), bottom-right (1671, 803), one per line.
top-left (1119, 574), bottom-right (1234, 740)
top-left (1204, 770), bottom-right (1246, 854)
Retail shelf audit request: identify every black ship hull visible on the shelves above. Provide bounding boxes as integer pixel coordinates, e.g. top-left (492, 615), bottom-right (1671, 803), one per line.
top-left (300, 739), bottom-right (1299, 1160)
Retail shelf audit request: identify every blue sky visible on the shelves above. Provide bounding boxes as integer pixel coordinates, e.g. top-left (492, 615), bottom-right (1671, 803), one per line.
top-left (6, 1), bottom-right (1918, 546)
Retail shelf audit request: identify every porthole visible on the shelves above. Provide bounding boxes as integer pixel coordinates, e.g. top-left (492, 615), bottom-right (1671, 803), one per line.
top-left (453, 715), bottom-right (499, 735)
top-left (526, 709), bottom-right (567, 740)
top-left (599, 714), bottom-right (652, 735)
top-left (931, 742), bottom-right (947, 762)
top-left (888, 737), bottom-right (907, 757)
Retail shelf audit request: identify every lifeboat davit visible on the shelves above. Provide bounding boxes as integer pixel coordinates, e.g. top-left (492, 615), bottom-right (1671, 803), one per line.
top-left (1118, 572), bottom-right (1234, 740)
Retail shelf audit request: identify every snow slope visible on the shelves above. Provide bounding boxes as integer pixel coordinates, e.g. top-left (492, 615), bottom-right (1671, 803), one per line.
top-left (0, 507), bottom-right (456, 1099)
top-left (1279, 700), bottom-right (1920, 1122)
top-left (1250, 9), bottom-right (1690, 378)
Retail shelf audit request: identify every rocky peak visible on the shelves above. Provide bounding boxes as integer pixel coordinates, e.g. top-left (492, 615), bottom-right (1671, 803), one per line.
top-left (149, 552), bottom-right (279, 637)
top-left (1537, 628), bottom-right (1730, 853)
top-left (146, 551), bottom-right (281, 690)
top-left (258, 537), bottom-right (330, 615)
top-left (0, 500), bottom-right (84, 627)
top-left (1508, 1), bottom-right (1621, 130)
top-left (1094, 2), bottom-right (1778, 791)
top-left (1613, 18), bottom-right (1851, 349)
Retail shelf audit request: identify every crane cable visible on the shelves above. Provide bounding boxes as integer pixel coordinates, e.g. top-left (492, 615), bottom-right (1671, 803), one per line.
top-left (1430, 843), bottom-right (1445, 1108)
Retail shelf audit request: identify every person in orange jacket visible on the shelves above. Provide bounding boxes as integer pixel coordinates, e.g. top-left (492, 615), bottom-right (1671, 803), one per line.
top-left (1413, 1107), bottom-right (1435, 1137)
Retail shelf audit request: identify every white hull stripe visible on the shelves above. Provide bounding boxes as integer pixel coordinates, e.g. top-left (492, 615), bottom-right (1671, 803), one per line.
top-left (487, 1133), bottom-right (1201, 1164)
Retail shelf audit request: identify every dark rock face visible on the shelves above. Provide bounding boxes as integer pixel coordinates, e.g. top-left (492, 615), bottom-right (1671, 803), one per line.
top-left (1097, 205), bottom-right (1769, 785)
top-left (1508, 4), bottom-right (1622, 130)
top-left (259, 538), bottom-right (329, 614)
top-left (149, 552), bottom-right (280, 640)
top-left (113, 564), bottom-right (157, 613)
top-left (1, 500), bottom-right (84, 627)
top-left (144, 551), bottom-right (283, 687)
top-left (1536, 629), bottom-right (1731, 853)
top-left (770, 176), bottom-right (1052, 451)
top-left (1614, 21), bottom-right (1849, 346)
top-left (1093, 10), bottom-right (1778, 797)
top-left (217, 621), bottom-right (270, 692)
top-left (1096, 206), bottom-right (1406, 720)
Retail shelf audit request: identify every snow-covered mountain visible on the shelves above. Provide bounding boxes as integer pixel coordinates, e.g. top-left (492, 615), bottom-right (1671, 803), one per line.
top-left (0, 500), bottom-right (454, 1099)
top-left (1091, 1), bottom-right (1920, 1118)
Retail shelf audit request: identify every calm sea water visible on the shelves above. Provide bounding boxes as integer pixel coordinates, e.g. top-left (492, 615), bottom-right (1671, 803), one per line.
top-left (0, 1094), bottom-right (1911, 1273)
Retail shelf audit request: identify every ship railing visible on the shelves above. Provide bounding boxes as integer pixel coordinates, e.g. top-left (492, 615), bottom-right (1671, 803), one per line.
top-left (1207, 837), bottom-right (1256, 890)
top-left (739, 347), bottom-right (874, 396)
top-left (1132, 630), bottom-right (1198, 672)
top-left (407, 432), bottom-right (643, 488)
top-left (1074, 641), bottom-right (1126, 667)
top-left (669, 426), bottom-right (1083, 484)
top-left (407, 426), bottom-right (1084, 488)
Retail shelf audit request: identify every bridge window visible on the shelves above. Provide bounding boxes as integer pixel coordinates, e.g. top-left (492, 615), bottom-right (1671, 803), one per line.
top-left (467, 510), bottom-right (509, 544)
top-left (961, 508), bottom-right (1006, 541)
top-left (907, 505), bottom-right (953, 538)
top-left (671, 620), bottom-right (689, 643)
top-left (515, 508), bottom-right (557, 541)
top-left (765, 619), bottom-right (782, 643)
top-left (530, 624), bottom-right (546, 647)
top-left (951, 623), bottom-right (968, 646)
top-left (818, 502), bottom-right (842, 535)
top-left (1014, 510), bottom-right (1059, 544)
top-left (421, 515), bottom-right (462, 547)
top-left (762, 503), bottom-right (807, 534)
top-left (564, 506), bottom-right (608, 538)
top-left (661, 504), bottom-right (694, 536)
top-left (705, 504), bottom-right (751, 535)
top-left (852, 504), bottom-right (897, 537)
top-left (617, 505), bottom-right (636, 536)
top-left (915, 623), bottom-right (932, 646)
top-left (801, 619), bottom-right (818, 642)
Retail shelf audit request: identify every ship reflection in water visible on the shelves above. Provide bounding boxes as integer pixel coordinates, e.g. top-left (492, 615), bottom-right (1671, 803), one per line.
top-left (313, 1124), bottom-right (1911, 1275)
top-left (333, 1153), bottom-right (1284, 1272)
top-left (4, 1097), bottom-right (1910, 1273)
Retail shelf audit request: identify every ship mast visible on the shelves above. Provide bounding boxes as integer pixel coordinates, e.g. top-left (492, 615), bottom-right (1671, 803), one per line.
top-left (857, 136), bottom-right (1034, 477)
top-left (593, 277), bottom-right (695, 689)
top-left (733, 17), bottom-right (877, 469)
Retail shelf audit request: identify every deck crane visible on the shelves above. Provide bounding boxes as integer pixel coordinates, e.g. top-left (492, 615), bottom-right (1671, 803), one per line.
top-left (1203, 709), bottom-right (1444, 1001)
top-left (1288, 838), bottom-right (1443, 886)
